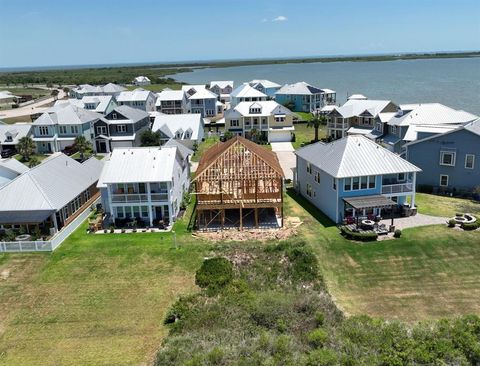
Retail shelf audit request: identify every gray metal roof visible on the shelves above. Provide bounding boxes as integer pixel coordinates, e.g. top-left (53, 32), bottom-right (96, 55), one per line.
top-left (344, 195), bottom-right (396, 210)
top-left (276, 81), bottom-right (323, 95)
top-left (296, 135), bottom-right (421, 178)
top-left (0, 123), bottom-right (32, 144)
top-left (0, 153), bottom-right (104, 214)
top-left (105, 105), bottom-right (149, 123)
top-left (33, 105), bottom-right (102, 126)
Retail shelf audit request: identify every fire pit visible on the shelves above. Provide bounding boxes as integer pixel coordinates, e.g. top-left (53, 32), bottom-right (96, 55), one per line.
top-left (15, 234), bottom-right (32, 241)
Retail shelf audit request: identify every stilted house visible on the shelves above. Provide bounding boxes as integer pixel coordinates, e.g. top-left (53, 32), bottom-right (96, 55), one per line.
top-left (193, 136), bottom-right (284, 230)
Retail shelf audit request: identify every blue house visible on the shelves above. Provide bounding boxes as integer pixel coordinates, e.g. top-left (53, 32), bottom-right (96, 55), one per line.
top-left (275, 82), bottom-right (336, 113)
top-left (188, 88), bottom-right (219, 118)
top-left (294, 135), bottom-right (421, 223)
top-left (405, 118), bottom-right (480, 193)
top-left (248, 79), bottom-right (281, 98)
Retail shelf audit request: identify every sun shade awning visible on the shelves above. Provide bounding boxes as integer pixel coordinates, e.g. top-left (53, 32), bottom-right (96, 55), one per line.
top-left (343, 195), bottom-right (396, 210)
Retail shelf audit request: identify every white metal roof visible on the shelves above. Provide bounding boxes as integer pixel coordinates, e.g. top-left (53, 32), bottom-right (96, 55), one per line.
top-left (55, 96), bottom-right (114, 114)
top-left (403, 124), bottom-right (458, 142)
top-left (231, 84), bottom-right (267, 99)
top-left (332, 99), bottom-right (395, 119)
top-left (0, 123), bottom-right (32, 144)
top-left (152, 113), bottom-right (203, 140)
top-left (181, 85), bottom-right (206, 93)
top-left (276, 81), bottom-right (323, 96)
top-left (226, 101), bottom-right (293, 118)
top-left (98, 146), bottom-right (179, 184)
top-left (0, 153), bottom-right (103, 212)
top-left (296, 135), bottom-right (421, 178)
top-left (134, 76), bottom-right (150, 82)
top-left (388, 103), bottom-right (478, 127)
top-left (33, 105), bottom-right (102, 126)
top-left (249, 79), bottom-right (281, 89)
top-left (347, 94), bottom-right (368, 100)
top-left (209, 81), bottom-right (234, 89)
top-left (188, 88), bottom-right (218, 100)
top-left (156, 90), bottom-right (186, 103)
top-left (0, 158), bottom-right (29, 175)
top-left (117, 88), bottom-right (154, 102)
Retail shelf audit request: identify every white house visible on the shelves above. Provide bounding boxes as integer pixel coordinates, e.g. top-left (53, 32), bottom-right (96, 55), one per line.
top-left (133, 76), bottom-right (151, 86)
top-left (155, 90), bottom-right (189, 114)
top-left (117, 88), bottom-right (157, 112)
top-left (69, 83), bottom-right (126, 99)
top-left (209, 81), bottom-right (234, 103)
top-left (152, 113), bottom-right (204, 149)
top-left (98, 145), bottom-right (191, 227)
top-left (54, 95), bottom-right (117, 115)
top-left (181, 85), bottom-right (206, 97)
top-left (230, 84), bottom-right (268, 107)
top-left (224, 100), bottom-right (295, 142)
top-left (0, 123), bottom-right (32, 156)
top-left (0, 158), bottom-right (29, 187)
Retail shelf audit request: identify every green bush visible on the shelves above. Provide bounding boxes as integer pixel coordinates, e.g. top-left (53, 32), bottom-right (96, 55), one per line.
top-left (315, 311), bottom-right (325, 326)
top-left (394, 229), bottom-right (402, 238)
top-left (286, 245), bottom-right (319, 281)
top-left (340, 226), bottom-right (378, 241)
top-left (307, 328), bottom-right (328, 348)
top-left (462, 222), bottom-right (479, 231)
top-left (448, 219), bottom-right (457, 227)
top-left (305, 349), bottom-right (338, 366)
top-left (195, 257), bottom-right (233, 293)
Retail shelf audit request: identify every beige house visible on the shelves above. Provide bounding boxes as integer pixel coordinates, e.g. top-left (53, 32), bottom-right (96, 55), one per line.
top-left (224, 101), bottom-right (294, 142)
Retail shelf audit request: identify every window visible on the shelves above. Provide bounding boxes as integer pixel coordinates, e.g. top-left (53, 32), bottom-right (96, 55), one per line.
top-left (390, 126), bottom-right (397, 134)
top-left (376, 122), bottom-right (382, 133)
top-left (116, 125), bottom-right (127, 133)
top-left (306, 163), bottom-right (312, 174)
top-left (440, 175), bottom-right (449, 187)
top-left (344, 178), bottom-right (351, 191)
top-left (352, 177), bottom-right (360, 190)
top-left (306, 183), bottom-right (312, 197)
top-left (253, 118), bottom-right (258, 125)
top-left (465, 154), bottom-right (475, 169)
top-left (38, 126), bottom-right (49, 136)
top-left (440, 151), bottom-right (456, 166)
top-left (275, 116), bottom-right (285, 123)
top-left (112, 113), bottom-right (117, 119)
top-left (96, 126), bottom-right (107, 135)
top-left (360, 176), bottom-right (368, 189)
top-left (141, 206), bottom-right (149, 217)
top-left (397, 173), bottom-right (406, 182)
top-left (249, 107), bottom-right (261, 114)
top-left (133, 206), bottom-right (140, 217)
top-left (332, 178), bottom-right (336, 190)
top-left (59, 125), bottom-right (67, 134)
top-left (368, 176), bottom-right (376, 189)
top-left (314, 171), bottom-right (321, 183)
top-left (116, 207), bottom-right (125, 218)
top-left (70, 125), bottom-right (79, 134)
top-left (230, 119), bottom-right (239, 127)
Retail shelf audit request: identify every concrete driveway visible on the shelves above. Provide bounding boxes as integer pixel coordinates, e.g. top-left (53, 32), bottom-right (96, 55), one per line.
top-left (270, 142), bottom-right (296, 180)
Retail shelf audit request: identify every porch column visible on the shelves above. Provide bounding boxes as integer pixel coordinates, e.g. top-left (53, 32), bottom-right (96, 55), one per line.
top-left (107, 185), bottom-right (114, 224)
top-left (51, 213), bottom-right (58, 233)
top-left (411, 172), bottom-right (416, 208)
top-left (147, 182), bottom-right (153, 226)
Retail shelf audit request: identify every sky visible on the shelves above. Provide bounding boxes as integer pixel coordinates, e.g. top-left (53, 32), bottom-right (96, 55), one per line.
top-left (0, 0), bottom-right (479, 68)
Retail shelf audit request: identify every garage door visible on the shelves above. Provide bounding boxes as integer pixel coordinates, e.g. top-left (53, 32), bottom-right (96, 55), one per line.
top-left (268, 131), bottom-right (292, 142)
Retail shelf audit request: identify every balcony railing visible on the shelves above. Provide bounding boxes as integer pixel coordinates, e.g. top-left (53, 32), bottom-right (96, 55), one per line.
top-left (112, 194), bottom-right (148, 203)
top-left (327, 122), bottom-right (346, 129)
top-left (381, 183), bottom-right (413, 195)
top-left (151, 193), bottom-right (168, 202)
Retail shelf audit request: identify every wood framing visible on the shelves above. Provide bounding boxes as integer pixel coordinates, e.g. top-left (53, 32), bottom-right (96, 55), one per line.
top-left (193, 136), bottom-right (284, 230)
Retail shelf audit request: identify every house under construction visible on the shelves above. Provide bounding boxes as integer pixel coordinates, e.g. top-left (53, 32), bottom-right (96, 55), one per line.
top-left (193, 136), bottom-right (284, 230)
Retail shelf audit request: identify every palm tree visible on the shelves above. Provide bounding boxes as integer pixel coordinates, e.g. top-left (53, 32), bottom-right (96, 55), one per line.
top-left (17, 136), bottom-right (36, 161)
top-left (307, 113), bottom-right (327, 142)
top-left (74, 135), bottom-right (91, 161)
top-left (27, 156), bottom-right (40, 168)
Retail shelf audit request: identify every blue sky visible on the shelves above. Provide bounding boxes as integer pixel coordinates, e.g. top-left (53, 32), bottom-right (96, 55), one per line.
top-left (0, 0), bottom-right (479, 68)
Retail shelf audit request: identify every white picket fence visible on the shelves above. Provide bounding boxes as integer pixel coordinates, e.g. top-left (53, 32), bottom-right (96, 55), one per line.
top-left (0, 199), bottom-right (98, 253)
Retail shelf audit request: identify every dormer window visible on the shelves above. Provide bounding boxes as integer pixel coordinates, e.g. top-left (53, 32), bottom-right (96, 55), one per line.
top-left (5, 135), bottom-right (12, 142)
top-left (112, 113), bottom-right (117, 120)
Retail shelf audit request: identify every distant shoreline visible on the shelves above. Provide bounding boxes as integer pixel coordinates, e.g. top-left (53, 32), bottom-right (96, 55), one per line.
top-left (1, 51), bottom-right (479, 74)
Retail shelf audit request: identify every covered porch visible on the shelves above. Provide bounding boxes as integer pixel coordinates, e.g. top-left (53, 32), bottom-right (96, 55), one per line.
top-left (343, 195), bottom-right (398, 234)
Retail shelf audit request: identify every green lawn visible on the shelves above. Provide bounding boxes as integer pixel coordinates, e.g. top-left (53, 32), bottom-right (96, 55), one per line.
top-left (292, 122), bottom-right (327, 150)
top-left (2, 116), bottom-right (33, 124)
top-left (0, 205), bottom-right (211, 366)
top-left (3, 87), bottom-right (50, 99)
top-left (415, 193), bottom-right (480, 217)
top-left (294, 111), bottom-right (313, 121)
top-left (285, 189), bottom-right (480, 322)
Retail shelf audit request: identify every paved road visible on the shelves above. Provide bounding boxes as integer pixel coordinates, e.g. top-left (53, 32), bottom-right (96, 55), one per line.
top-left (0, 89), bottom-right (66, 119)
top-left (270, 142), bottom-right (295, 180)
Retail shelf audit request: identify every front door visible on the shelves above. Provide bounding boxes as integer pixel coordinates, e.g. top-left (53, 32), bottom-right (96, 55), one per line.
top-left (96, 140), bottom-right (107, 153)
top-left (155, 206), bottom-right (163, 220)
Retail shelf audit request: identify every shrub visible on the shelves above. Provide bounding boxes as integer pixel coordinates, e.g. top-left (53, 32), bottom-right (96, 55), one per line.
top-left (109, 226), bottom-right (115, 233)
top-left (121, 228), bottom-right (126, 233)
top-left (315, 311), bottom-right (325, 326)
top-left (195, 257), bottom-right (233, 293)
top-left (286, 245), bottom-right (319, 281)
top-left (103, 229), bottom-right (108, 233)
top-left (394, 229), bottom-right (402, 238)
top-left (462, 222), bottom-right (479, 231)
top-left (418, 184), bottom-right (433, 194)
top-left (448, 219), bottom-right (457, 228)
top-left (132, 228), bottom-right (137, 233)
top-left (340, 226), bottom-right (378, 241)
top-left (163, 294), bottom-right (198, 324)
top-left (305, 349), bottom-right (338, 366)
top-left (307, 328), bottom-right (329, 348)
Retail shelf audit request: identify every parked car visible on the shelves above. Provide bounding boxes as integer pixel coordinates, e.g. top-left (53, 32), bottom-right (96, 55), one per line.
top-left (1, 149), bottom-right (16, 158)
top-left (63, 145), bottom-right (78, 156)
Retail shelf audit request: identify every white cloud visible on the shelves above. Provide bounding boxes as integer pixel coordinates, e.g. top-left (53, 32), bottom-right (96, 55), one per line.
top-left (272, 15), bottom-right (288, 22)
